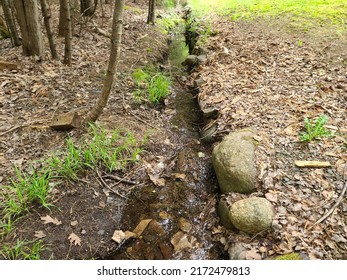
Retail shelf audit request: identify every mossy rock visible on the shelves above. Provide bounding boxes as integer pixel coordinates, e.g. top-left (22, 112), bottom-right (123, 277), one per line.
top-left (275, 253), bottom-right (309, 260)
top-left (229, 197), bottom-right (274, 234)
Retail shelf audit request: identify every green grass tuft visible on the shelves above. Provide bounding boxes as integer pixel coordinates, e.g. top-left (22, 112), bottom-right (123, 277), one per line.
top-left (132, 66), bottom-right (171, 105)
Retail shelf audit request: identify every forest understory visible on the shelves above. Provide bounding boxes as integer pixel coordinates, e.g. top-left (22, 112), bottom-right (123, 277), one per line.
top-left (0, 0), bottom-right (347, 260)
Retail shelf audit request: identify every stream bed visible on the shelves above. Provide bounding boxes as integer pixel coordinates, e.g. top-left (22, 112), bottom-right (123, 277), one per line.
top-left (109, 34), bottom-right (225, 260)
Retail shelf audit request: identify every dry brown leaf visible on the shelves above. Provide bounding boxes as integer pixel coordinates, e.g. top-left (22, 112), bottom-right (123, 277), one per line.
top-left (41, 215), bottom-right (62, 225)
top-left (174, 173), bottom-right (186, 181)
top-left (111, 230), bottom-right (136, 244)
top-left (171, 231), bottom-right (193, 252)
top-left (148, 174), bottom-right (166, 187)
top-left (68, 233), bottom-right (81, 246)
top-left (34, 231), bottom-right (46, 239)
top-left (265, 192), bottom-right (278, 203)
top-left (133, 219), bottom-right (152, 237)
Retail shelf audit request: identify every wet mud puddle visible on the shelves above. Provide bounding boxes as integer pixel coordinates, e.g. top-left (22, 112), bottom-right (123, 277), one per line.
top-left (110, 37), bottom-right (223, 260)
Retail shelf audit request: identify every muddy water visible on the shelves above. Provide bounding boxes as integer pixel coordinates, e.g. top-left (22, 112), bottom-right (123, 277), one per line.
top-left (109, 35), bottom-right (224, 260)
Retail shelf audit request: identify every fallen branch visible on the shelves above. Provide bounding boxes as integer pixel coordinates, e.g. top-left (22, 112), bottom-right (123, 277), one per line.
top-left (95, 169), bottom-right (127, 199)
top-left (103, 174), bottom-right (137, 185)
top-left (315, 162), bottom-right (347, 225)
top-left (0, 120), bottom-right (48, 137)
top-left (129, 112), bottom-right (156, 128)
top-left (294, 160), bottom-right (331, 168)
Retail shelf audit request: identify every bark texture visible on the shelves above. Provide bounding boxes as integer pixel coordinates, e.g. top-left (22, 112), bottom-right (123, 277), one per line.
top-left (84, 0), bottom-right (125, 122)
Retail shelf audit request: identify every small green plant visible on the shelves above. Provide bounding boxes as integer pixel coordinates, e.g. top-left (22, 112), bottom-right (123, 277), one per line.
top-left (48, 138), bottom-right (82, 180)
top-left (1, 166), bottom-right (52, 220)
top-left (0, 239), bottom-right (43, 260)
top-left (132, 67), bottom-right (171, 105)
top-left (299, 114), bottom-right (334, 142)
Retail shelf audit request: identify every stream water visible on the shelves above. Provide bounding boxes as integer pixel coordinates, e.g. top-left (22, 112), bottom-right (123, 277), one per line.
top-left (109, 33), bottom-right (225, 260)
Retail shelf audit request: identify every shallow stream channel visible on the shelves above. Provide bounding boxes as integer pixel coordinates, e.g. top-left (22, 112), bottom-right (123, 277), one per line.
top-left (109, 30), bottom-right (225, 260)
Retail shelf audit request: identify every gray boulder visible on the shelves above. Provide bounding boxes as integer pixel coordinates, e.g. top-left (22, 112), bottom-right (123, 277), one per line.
top-left (229, 197), bottom-right (274, 234)
top-left (212, 130), bottom-right (256, 194)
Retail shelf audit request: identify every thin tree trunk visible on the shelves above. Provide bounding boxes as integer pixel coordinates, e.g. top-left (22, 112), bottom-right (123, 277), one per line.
top-left (1, 0), bottom-right (21, 46)
top-left (13, 0), bottom-right (44, 57)
top-left (40, 0), bottom-right (58, 59)
top-left (147, 0), bottom-right (155, 24)
top-left (58, 0), bottom-right (65, 36)
top-left (84, 0), bottom-right (125, 123)
top-left (61, 0), bottom-right (72, 65)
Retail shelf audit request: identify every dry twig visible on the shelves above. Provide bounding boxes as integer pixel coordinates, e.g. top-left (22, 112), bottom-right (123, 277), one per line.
top-left (315, 163), bottom-right (347, 225)
top-left (95, 169), bottom-right (127, 199)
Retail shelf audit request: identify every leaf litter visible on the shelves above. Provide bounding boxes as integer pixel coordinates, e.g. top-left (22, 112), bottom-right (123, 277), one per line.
top-left (190, 16), bottom-right (347, 259)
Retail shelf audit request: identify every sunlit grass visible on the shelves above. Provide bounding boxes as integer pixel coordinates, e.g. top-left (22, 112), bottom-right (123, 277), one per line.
top-left (188, 0), bottom-right (347, 27)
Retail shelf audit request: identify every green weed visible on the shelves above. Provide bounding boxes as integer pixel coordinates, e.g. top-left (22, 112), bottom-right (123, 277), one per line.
top-left (299, 114), bottom-right (334, 142)
top-left (0, 124), bottom-right (147, 242)
top-left (1, 166), bottom-right (52, 220)
top-left (132, 67), bottom-right (171, 105)
top-left (48, 139), bottom-right (82, 180)
top-left (0, 239), bottom-right (43, 260)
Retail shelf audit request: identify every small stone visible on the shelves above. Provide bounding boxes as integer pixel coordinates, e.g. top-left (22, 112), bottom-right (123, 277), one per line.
top-left (81, 229), bottom-right (87, 235)
top-left (97, 229), bottom-right (105, 235)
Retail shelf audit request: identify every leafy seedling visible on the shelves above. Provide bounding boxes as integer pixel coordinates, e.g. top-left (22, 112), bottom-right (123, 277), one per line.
top-left (299, 114), bottom-right (334, 142)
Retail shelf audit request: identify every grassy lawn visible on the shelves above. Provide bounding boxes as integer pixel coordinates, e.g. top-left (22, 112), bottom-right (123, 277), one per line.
top-left (188, 0), bottom-right (347, 28)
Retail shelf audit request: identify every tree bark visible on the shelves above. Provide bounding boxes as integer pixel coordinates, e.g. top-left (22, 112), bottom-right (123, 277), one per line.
top-left (147, 0), bottom-right (155, 24)
top-left (40, 0), bottom-right (58, 59)
top-left (58, 0), bottom-right (66, 36)
top-left (84, 0), bottom-right (125, 123)
top-left (1, 0), bottom-right (21, 46)
top-left (61, 0), bottom-right (72, 65)
top-left (13, 0), bottom-right (44, 57)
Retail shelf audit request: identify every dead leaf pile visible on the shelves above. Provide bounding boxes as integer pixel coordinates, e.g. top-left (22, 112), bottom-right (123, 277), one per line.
top-left (192, 17), bottom-right (347, 259)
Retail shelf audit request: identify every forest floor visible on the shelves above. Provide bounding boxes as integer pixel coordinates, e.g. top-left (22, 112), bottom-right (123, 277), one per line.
top-left (192, 16), bottom-right (347, 259)
top-left (0, 1), bottom-right (347, 260)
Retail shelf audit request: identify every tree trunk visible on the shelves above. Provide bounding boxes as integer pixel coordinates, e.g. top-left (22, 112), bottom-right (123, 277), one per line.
top-left (1, 0), bottom-right (21, 46)
top-left (13, 0), bottom-right (44, 57)
top-left (70, 0), bottom-right (80, 34)
top-left (84, 0), bottom-right (125, 123)
top-left (147, 0), bottom-right (155, 24)
top-left (61, 0), bottom-right (72, 65)
top-left (80, 0), bottom-right (94, 16)
top-left (40, 0), bottom-right (58, 59)
top-left (58, 0), bottom-right (66, 36)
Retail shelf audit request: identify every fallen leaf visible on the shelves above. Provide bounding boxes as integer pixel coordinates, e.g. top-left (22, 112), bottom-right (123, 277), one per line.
top-left (133, 219), bottom-right (152, 237)
top-left (68, 233), bottom-right (81, 246)
top-left (331, 234), bottom-right (347, 243)
top-left (171, 231), bottom-right (193, 251)
top-left (112, 230), bottom-right (136, 244)
top-left (148, 174), bottom-right (166, 187)
top-left (174, 173), bottom-right (186, 181)
top-left (112, 230), bottom-right (125, 243)
top-left (34, 231), bottom-right (46, 239)
top-left (41, 215), bottom-right (62, 225)
top-left (178, 217), bottom-right (191, 233)
top-left (265, 192), bottom-right (278, 203)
